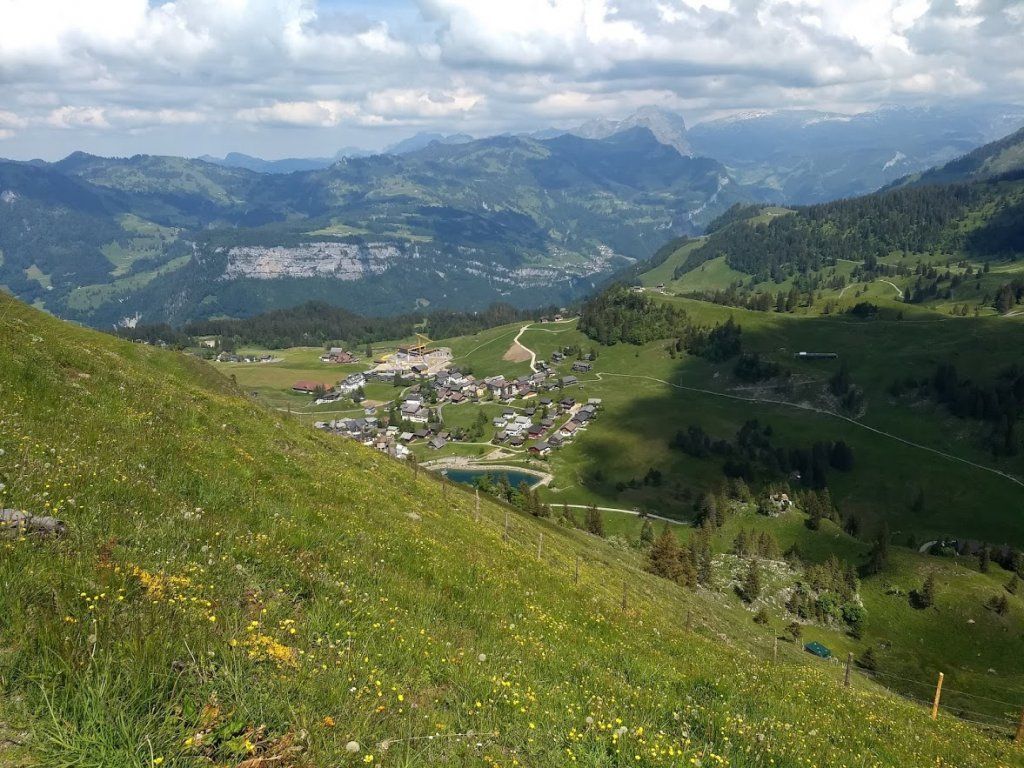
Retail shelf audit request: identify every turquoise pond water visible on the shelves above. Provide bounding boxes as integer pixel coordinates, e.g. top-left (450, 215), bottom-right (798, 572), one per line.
top-left (439, 468), bottom-right (542, 489)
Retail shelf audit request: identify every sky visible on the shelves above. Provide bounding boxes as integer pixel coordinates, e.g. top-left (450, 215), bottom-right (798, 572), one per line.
top-left (0, 0), bottom-right (1022, 160)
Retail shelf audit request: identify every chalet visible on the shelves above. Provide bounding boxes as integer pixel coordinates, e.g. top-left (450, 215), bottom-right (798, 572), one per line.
top-left (540, 417), bottom-right (554, 428)
top-left (571, 361), bottom-right (592, 373)
top-left (560, 397), bottom-right (576, 408)
top-left (539, 397), bottom-right (553, 407)
top-left (509, 435), bottom-right (526, 447)
top-left (551, 351), bottom-right (564, 362)
top-left (527, 424), bottom-right (546, 438)
top-left (561, 375), bottom-right (578, 387)
top-left (413, 429), bottom-right (430, 440)
top-left (560, 421), bottom-right (579, 438)
top-left (529, 441), bottom-right (551, 456)
top-left (493, 430), bottom-right (508, 443)
top-left (320, 347), bottom-right (356, 364)
top-left (492, 417), bottom-right (506, 428)
top-left (292, 380), bottom-right (326, 394)
top-left (408, 408), bottom-right (430, 424)
top-left (449, 391), bottom-right (466, 403)
top-left (428, 436), bottom-right (447, 450)
top-left (524, 407), bottom-right (536, 417)
top-left (399, 431), bottom-right (414, 442)
top-left (411, 363), bottom-right (429, 377)
top-left (400, 402), bottom-right (421, 416)
top-left (548, 434), bottom-right (564, 447)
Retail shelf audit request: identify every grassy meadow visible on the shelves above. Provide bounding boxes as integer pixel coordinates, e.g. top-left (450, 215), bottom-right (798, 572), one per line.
top-left (6, 293), bottom-right (1024, 766)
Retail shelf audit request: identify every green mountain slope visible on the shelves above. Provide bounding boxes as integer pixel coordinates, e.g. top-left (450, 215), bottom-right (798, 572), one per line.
top-left (897, 126), bottom-right (1024, 187)
top-left (1, 130), bottom-right (752, 325)
top-left (0, 294), bottom-right (1019, 767)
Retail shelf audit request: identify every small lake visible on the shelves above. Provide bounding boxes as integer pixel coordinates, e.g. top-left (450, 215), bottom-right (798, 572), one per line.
top-left (440, 467), bottom-right (543, 489)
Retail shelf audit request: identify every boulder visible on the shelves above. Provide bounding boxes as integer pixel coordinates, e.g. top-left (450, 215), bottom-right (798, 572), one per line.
top-left (0, 509), bottom-right (67, 537)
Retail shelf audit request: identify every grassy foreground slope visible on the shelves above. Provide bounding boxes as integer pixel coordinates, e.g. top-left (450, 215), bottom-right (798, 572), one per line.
top-left (0, 294), bottom-right (1020, 768)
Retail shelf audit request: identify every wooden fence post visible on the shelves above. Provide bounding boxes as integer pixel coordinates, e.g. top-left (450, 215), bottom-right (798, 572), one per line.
top-left (621, 581), bottom-right (628, 612)
top-left (574, 556), bottom-right (580, 585)
top-left (538, 532), bottom-right (543, 560)
top-left (1015, 708), bottom-right (1024, 744)
top-left (931, 672), bottom-right (944, 720)
top-left (475, 489), bottom-right (480, 522)
top-left (503, 511), bottom-right (509, 542)
top-left (844, 652), bottom-right (853, 687)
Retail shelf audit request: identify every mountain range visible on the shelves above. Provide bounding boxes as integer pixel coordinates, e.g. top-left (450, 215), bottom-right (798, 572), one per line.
top-left (1, 103), bottom-right (1023, 328)
top-left (0, 128), bottom-right (748, 326)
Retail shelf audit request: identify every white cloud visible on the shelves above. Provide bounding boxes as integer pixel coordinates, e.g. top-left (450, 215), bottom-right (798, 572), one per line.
top-left (0, 0), bottom-right (1020, 158)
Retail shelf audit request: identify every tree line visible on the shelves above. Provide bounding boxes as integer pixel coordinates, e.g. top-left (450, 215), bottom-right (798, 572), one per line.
top-left (670, 419), bottom-right (855, 488)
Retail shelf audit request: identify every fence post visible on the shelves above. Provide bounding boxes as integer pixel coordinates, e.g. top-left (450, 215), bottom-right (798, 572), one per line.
top-left (931, 672), bottom-right (944, 720)
top-left (503, 511), bottom-right (509, 542)
top-left (538, 532), bottom-right (543, 560)
top-left (621, 581), bottom-right (628, 612)
top-left (844, 652), bottom-right (853, 687)
top-left (475, 489), bottom-right (480, 522)
top-left (1016, 707), bottom-right (1024, 744)
top-left (574, 556), bottom-right (580, 585)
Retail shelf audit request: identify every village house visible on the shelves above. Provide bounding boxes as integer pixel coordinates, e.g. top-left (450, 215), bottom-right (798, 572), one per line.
top-left (408, 408), bottom-right (430, 425)
top-left (292, 380), bottom-right (326, 394)
top-left (571, 361), bottom-right (593, 373)
top-left (529, 441), bottom-right (551, 456)
top-left (561, 375), bottom-right (578, 387)
top-left (320, 347), bottom-right (356, 364)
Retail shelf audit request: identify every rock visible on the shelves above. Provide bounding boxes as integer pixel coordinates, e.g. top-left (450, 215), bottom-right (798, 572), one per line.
top-left (406, 512), bottom-right (422, 522)
top-left (0, 509), bottom-right (67, 537)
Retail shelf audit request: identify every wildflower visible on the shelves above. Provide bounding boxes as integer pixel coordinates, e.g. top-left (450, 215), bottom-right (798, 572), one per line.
top-left (346, 741), bottom-right (360, 753)
top-left (478, 653), bottom-right (487, 662)
top-left (323, 716), bottom-right (335, 727)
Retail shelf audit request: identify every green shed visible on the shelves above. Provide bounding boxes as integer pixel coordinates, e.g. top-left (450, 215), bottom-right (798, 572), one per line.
top-left (804, 641), bottom-right (832, 659)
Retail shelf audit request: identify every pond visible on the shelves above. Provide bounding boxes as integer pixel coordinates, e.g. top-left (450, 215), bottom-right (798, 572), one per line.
top-left (439, 467), bottom-right (543, 489)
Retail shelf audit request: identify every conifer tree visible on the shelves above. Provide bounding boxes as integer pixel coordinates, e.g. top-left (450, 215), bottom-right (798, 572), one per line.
top-left (585, 505), bottom-right (605, 538)
top-left (648, 525), bottom-right (683, 582)
top-left (742, 559), bottom-right (763, 603)
top-left (639, 519), bottom-right (655, 547)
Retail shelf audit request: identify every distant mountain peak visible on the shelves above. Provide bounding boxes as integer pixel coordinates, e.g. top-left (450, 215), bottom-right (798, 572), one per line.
top-left (383, 131), bottom-right (475, 155)
top-left (569, 106), bottom-right (690, 156)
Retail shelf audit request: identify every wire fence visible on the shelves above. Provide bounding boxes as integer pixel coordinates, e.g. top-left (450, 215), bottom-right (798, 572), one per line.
top-left (422, 466), bottom-right (1024, 743)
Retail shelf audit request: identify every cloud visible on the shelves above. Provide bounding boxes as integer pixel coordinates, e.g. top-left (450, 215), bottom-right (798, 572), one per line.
top-left (0, 0), bottom-right (1021, 158)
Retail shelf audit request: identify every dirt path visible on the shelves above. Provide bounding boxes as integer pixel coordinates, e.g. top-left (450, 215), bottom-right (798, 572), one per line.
top-left (503, 325), bottom-right (535, 367)
top-left (880, 279), bottom-right (905, 299)
top-left (557, 503), bottom-right (689, 527)
top-left (584, 372), bottom-right (1024, 490)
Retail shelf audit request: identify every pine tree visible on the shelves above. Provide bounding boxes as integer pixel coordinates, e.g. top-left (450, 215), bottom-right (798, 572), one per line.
top-left (916, 573), bottom-right (936, 609)
top-left (648, 525), bottom-right (683, 582)
top-left (742, 559), bottom-right (762, 603)
top-left (694, 525), bottom-right (714, 586)
top-left (639, 519), bottom-right (655, 547)
top-left (864, 522), bottom-right (890, 575)
top-left (585, 505), bottom-right (605, 538)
